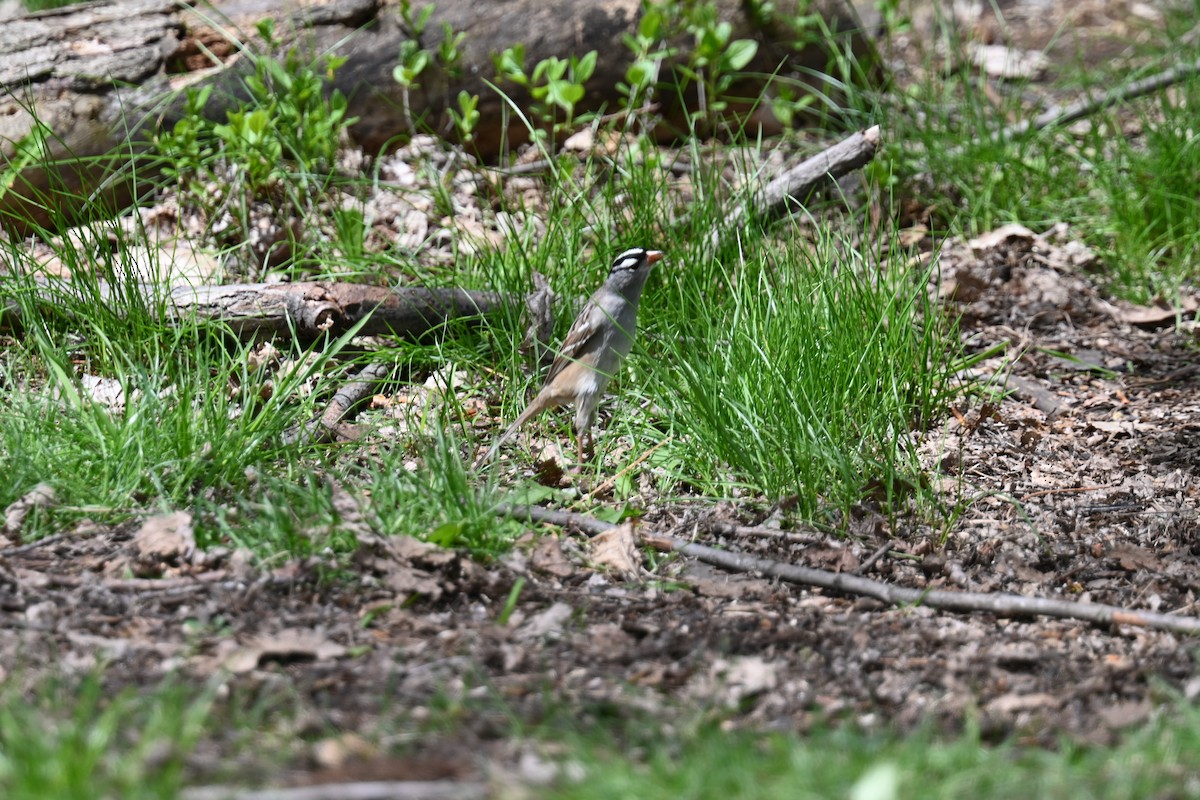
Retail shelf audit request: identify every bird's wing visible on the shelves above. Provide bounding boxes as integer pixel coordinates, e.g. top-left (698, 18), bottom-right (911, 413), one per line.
top-left (543, 299), bottom-right (607, 385)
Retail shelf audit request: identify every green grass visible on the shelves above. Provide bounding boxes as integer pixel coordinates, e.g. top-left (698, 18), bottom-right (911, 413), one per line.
top-left (2, 8), bottom-right (1199, 791)
top-left (0, 232), bottom-right (364, 545)
top-left (651, 227), bottom-right (952, 514)
top-left (0, 672), bottom-right (219, 800)
top-left (20, 0), bottom-right (86, 11)
top-left (7, 0), bottom-right (1199, 546)
top-left (467, 131), bottom-right (960, 519)
top-left (882, 1), bottom-right (1200, 302)
top-left (4, 668), bottom-right (1198, 799)
top-left (543, 708), bottom-right (1200, 800)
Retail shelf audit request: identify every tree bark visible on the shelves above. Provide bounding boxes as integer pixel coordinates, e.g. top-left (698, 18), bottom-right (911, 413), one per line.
top-left (315, 0), bottom-right (880, 155)
top-left (0, 0), bottom-right (879, 233)
top-left (1, 278), bottom-right (508, 339)
top-left (0, 0), bottom-right (183, 233)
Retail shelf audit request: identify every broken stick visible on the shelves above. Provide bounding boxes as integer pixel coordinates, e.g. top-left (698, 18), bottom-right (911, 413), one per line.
top-left (497, 504), bottom-right (1200, 636)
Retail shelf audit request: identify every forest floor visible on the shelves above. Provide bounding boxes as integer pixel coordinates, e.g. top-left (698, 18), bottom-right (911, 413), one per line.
top-left (1, 0), bottom-right (1197, 793)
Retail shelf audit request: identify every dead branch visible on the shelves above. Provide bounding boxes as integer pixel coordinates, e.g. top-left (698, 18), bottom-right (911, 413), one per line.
top-left (1, 278), bottom-right (508, 339)
top-left (853, 538), bottom-right (898, 575)
top-left (0, 532), bottom-right (66, 555)
top-left (42, 570), bottom-right (233, 593)
top-left (709, 125), bottom-right (882, 251)
top-left (991, 57), bottom-right (1200, 146)
top-left (756, 125), bottom-right (883, 220)
top-left (282, 361), bottom-right (391, 446)
top-left (498, 504), bottom-right (1200, 636)
top-left (180, 779), bottom-right (487, 800)
top-left (498, 504), bottom-right (613, 536)
top-left (693, 518), bottom-right (825, 545)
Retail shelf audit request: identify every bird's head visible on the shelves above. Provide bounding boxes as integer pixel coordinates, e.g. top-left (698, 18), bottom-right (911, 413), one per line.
top-left (608, 247), bottom-right (664, 277)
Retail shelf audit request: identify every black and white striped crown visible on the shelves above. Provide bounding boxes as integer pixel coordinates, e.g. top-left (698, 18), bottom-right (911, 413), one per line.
top-left (609, 247), bottom-right (663, 274)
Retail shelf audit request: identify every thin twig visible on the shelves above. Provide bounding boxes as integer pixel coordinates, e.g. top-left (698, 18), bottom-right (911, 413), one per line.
top-left (586, 435), bottom-right (673, 500)
top-left (990, 58), bottom-right (1200, 146)
top-left (282, 362), bottom-right (391, 446)
top-left (694, 521), bottom-right (824, 545)
top-left (0, 533), bottom-right (67, 556)
top-left (1021, 484), bottom-right (1112, 501)
top-left (180, 780), bottom-right (487, 800)
top-left (496, 505), bottom-right (1200, 635)
top-left (42, 570), bottom-right (234, 593)
top-left (497, 503), bottom-right (614, 536)
top-left (854, 539), bottom-right (898, 575)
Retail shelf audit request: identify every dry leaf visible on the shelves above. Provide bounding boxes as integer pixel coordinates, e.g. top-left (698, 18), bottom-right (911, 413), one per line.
top-left (384, 565), bottom-right (444, 601)
top-left (590, 524), bottom-right (641, 580)
top-left (4, 483), bottom-right (56, 535)
top-left (328, 479), bottom-right (374, 540)
top-left (530, 535), bottom-right (576, 578)
top-left (389, 534), bottom-right (457, 567)
top-left (712, 656), bottom-right (779, 706)
top-left (1097, 700), bottom-right (1152, 730)
top-left (1108, 545), bottom-right (1160, 573)
top-left (312, 732), bottom-right (378, 770)
top-left (968, 223), bottom-right (1035, 253)
top-left (80, 373), bottom-right (127, 412)
top-left (984, 692), bottom-right (1062, 715)
top-left (133, 511), bottom-right (195, 563)
top-left (680, 562), bottom-right (772, 598)
top-left (968, 43), bottom-right (1049, 80)
top-left (223, 629), bottom-right (347, 673)
top-left (1105, 297), bottom-right (1199, 328)
top-left (515, 602), bottom-right (573, 641)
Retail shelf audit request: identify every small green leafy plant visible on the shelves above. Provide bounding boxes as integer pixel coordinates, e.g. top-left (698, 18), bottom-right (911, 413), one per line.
top-left (494, 45), bottom-right (598, 142)
top-left (677, 3), bottom-right (758, 128)
top-left (448, 90), bottom-right (481, 143)
top-left (391, 2), bottom-right (477, 142)
top-left (392, 0), bottom-right (436, 130)
top-left (152, 19), bottom-right (357, 272)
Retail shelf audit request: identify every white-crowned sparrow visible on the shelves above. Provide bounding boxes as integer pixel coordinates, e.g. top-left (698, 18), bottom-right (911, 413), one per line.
top-left (479, 247), bottom-right (664, 465)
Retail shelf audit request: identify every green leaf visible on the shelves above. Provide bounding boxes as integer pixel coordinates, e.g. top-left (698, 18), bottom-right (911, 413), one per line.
top-left (393, 50), bottom-right (430, 86)
top-left (496, 45), bottom-right (526, 82)
top-left (415, 3), bottom-right (434, 31)
top-left (428, 520), bottom-right (465, 547)
top-left (457, 90), bottom-right (479, 115)
top-left (546, 79), bottom-right (584, 110)
top-left (638, 6), bottom-right (663, 39)
top-left (533, 56), bottom-right (567, 84)
top-left (574, 50), bottom-right (597, 83)
top-left (625, 60), bottom-right (654, 90)
top-left (723, 39), bottom-right (758, 71)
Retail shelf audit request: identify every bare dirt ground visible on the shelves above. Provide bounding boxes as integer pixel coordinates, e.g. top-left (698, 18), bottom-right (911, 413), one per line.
top-left (1, 0), bottom-right (1198, 791)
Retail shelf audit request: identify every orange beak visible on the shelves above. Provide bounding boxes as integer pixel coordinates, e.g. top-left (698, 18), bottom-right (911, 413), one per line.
top-left (646, 250), bottom-right (664, 265)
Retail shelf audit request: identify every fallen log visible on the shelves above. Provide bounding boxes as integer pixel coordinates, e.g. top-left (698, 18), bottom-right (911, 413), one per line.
top-left (709, 124), bottom-right (881, 252)
top-left (0, 0), bottom-right (879, 232)
top-left (0, 278), bottom-right (508, 338)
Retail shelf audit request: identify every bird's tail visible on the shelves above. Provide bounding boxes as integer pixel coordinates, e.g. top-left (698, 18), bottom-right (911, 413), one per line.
top-left (473, 397), bottom-right (545, 468)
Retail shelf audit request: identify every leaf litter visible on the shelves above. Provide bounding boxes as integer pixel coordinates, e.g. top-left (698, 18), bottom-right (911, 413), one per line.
top-left (3, 210), bottom-right (1199, 788)
top-left (1, 0), bottom-right (1199, 789)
